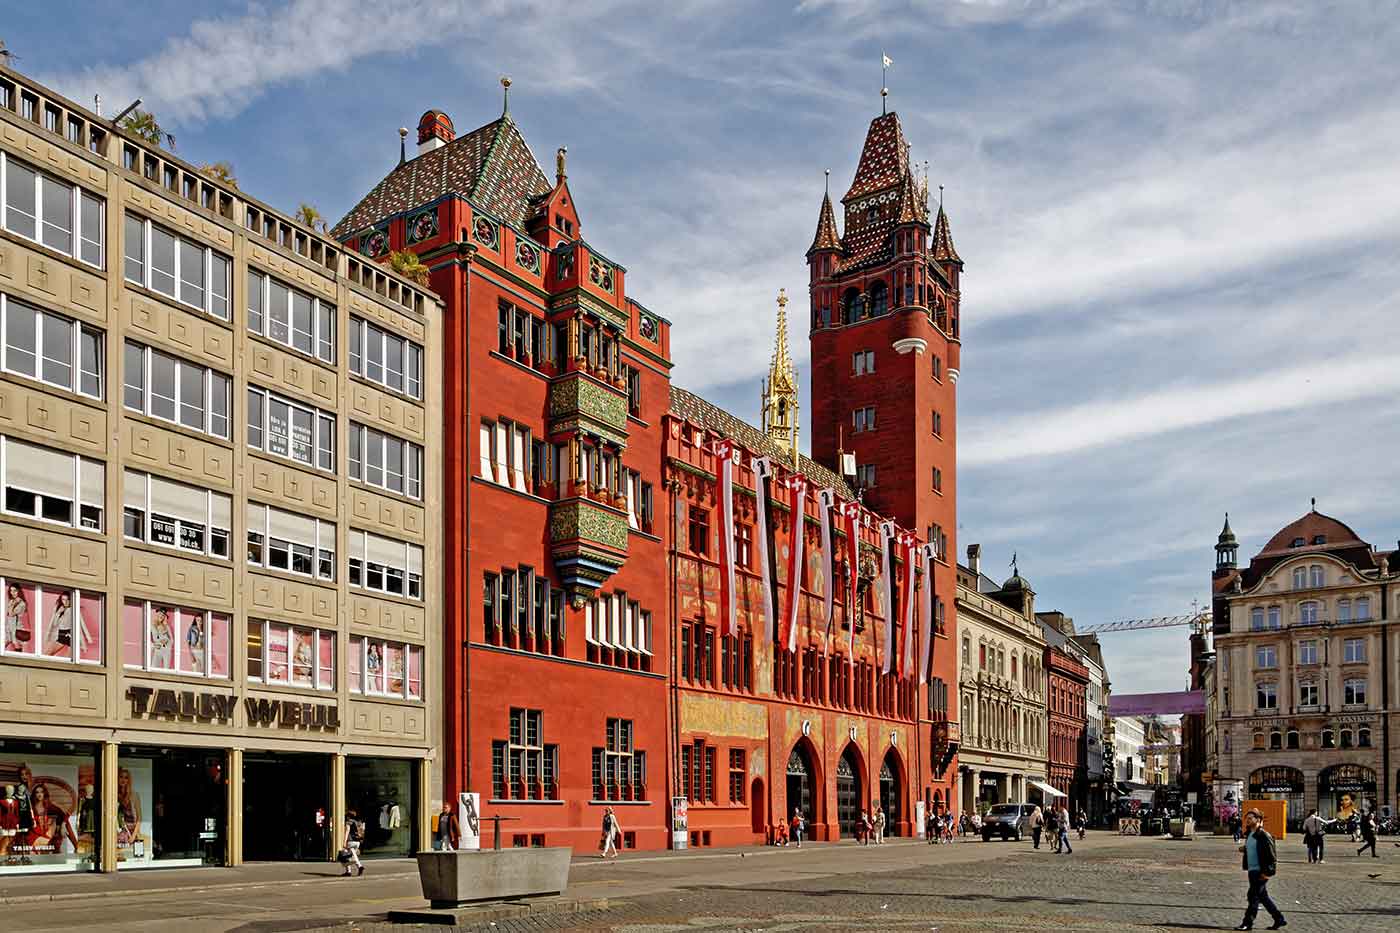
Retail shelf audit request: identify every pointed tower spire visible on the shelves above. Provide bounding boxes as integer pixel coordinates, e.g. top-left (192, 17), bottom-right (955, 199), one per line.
top-left (931, 198), bottom-right (962, 266)
top-left (808, 186), bottom-right (842, 256)
top-left (1215, 512), bottom-right (1238, 571)
top-left (761, 289), bottom-right (800, 460)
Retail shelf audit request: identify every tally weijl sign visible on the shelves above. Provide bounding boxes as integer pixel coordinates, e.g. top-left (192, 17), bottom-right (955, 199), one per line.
top-left (125, 687), bottom-right (339, 729)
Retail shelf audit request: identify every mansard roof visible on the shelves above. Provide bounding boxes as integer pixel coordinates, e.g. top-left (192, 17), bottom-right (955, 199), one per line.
top-left (669, 386), bottom-right (853, 499)
top-left (332, 115), bottom-right (552, 238)
top-left (1256, 510), bottom-right (1366, 558)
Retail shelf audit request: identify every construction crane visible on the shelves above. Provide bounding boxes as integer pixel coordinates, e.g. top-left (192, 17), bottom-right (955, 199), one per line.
top-left (1077, 610), bottom-right (1211, 637)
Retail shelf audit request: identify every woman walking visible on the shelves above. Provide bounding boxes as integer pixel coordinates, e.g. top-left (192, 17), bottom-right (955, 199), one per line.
top-left (600, 806), bottom-right (621, 859)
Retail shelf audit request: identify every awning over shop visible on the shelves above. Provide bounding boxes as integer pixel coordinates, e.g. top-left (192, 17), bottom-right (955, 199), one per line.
top-left (1031, 780), bottom-right (1066, 798)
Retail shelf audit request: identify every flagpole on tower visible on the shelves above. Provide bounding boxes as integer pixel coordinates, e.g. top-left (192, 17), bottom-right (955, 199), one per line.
top-left (881, 52), bottom-right (892, 114)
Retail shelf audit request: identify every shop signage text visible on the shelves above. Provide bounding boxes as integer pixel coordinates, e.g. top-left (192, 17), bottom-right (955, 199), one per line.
top-left (244, 697), bottom-right (340, 729)
top-left (127, 686), bottom-right (234, 722)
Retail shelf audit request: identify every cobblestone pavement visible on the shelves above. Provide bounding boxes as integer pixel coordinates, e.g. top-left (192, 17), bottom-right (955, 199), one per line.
top-left (447, 835), bottom-right (1400, 933)
top-left (5, 833), bottom-right (1397, 931)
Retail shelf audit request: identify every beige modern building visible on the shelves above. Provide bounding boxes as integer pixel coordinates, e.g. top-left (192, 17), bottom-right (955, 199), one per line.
top-left (1211, 509), bottom-right (1396, 827)
top-left (0, 65), bottom-right (443, 875)
top-left (955, 545), bottom-right (1049, 812)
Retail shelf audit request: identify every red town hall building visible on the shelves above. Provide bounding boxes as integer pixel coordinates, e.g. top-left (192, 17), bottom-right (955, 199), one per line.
top-left (332, 90), bottom-right (964, 849)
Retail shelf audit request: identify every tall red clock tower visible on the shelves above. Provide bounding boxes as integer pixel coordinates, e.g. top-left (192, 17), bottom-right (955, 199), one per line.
top-left (806, 108), bottom-right (964, 806)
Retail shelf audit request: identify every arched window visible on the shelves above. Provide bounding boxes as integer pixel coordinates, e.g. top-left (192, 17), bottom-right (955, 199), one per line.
top-left (1268, 607), bottom-right (1281, 629)
top-left (1309, 565), bottom-right (1324, 588)
top-left (1321, 729), bottom-right (1336, 749)
top-left (1299, 601), bottom-right (1319, 624)
top-left (1250, 608), bottom-right (1264, 631)
top-left (1252, 732), bottom-right (1265, 750)
top-left (1359, 728), bottom-right (1371, 747)
top-left (867, 281), bottom-right (888, 317)
top-left (1269, 730), bottom-right (1282, 750)
top-left (1356, 596), bottom-right (1371, 620)
top-left (1337, 598), bottom-right (1351, 622)
top-left (1286, 730), bottom-right (1300, 750)
top-left (1341, 729), bottom-right (1353, 749)
top-left (841, 288), bottom-right (861, 325)
top-left (1292, 567), bottom-right (1307, 590)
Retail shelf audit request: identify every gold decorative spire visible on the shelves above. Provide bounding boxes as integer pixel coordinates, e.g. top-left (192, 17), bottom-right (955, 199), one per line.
top-left (761, 288), bottom-right (799, 460)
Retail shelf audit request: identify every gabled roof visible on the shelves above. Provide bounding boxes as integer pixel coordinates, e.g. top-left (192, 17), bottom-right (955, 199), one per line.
top-left (331, 115), bottom-right (552, 238)
top-left (807, 192), bottom-right (842, 255)
top-left (669, 386), bottom-right (853, 499)
top-left (931, 204), bottom-right (961, 265)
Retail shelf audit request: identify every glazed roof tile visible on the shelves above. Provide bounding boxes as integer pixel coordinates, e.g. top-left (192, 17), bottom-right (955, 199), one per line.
top-left (843, 112), bottom-right (910, 203)
top-left (669, 386), bottom-right (853, 498)
top-left (931, 204), bottom-right (961, 265)
top-left (332, 116), bottom-right (552, 238)
top-left (807, 192), bottom-right (842, 255)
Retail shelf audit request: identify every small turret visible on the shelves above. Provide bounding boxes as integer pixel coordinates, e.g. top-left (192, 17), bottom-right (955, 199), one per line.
top-left (1215, 513), bottom-right (1238, 572)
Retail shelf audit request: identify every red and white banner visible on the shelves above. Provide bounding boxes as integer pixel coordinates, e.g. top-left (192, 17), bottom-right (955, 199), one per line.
top-left (879, 521), bottom-right (896, 675)
top-left (818, 488), bottom-right (836, 639)
top-left (782, 474), bottom-right (808, 653)
top-left (900, 531), bottom-right (917, 679)
top-left (752, 457), bottom-right (775, 647)
top-left (713, 440), bottom-right (738, 638)
top-left (919, 543), bottom-right (937, 682)
top-left (839, 499), bottom-right (861, 667)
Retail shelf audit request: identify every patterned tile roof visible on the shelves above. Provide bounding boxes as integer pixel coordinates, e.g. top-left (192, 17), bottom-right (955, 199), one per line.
top-left (807, 192), bottom-right (842, 255)
top-left (931, 204), bottom-right (961, 265)
top-left (669, 386), bottom-right (854, 498)
top-left (331, 116), bottom-right (552, 238)
top-left (843, 112), bottom-right (910, 202)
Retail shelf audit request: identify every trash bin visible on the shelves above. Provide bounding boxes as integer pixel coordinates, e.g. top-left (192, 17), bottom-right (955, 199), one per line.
top-left (1170, 818), bottom-right (1195, 839)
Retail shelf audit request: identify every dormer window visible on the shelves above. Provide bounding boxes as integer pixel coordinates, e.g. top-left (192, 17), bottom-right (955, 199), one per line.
top-left (866, 207), bottom-right (877, 223)
top-left (1290, 537), bottom-right (1305, 548)
top-left (1312, 535), bottom-right (1326, 545)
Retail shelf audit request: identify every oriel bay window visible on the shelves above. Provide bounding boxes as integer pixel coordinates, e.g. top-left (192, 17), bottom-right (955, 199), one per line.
top-left (246, 620), bottom-right (334, 690)
top-left (121, 600), bottom-right (229, 678)
top-left (492, 708), bottom-right (558, 800)
top-left (349, 423), bottom-right (423, 499)
top-left (246, 502), bottom-right (335, 581)
top-left (246, 269), bottom-right (335, 363)
top-left (123, 214), bottom-right (231, 320)
top-left (1, 152), bottom-right (105, 266)
top-left (123, 341), bottom-right (231, 439)
top-left (123, 468), bottom-right (230, 558)
top-left (1, 578), bottom-right (103, 664)
top-left (2, 294), bottom-right (103, 398)
top-left (349, 316), bottom-right (422, 399)
top-left (348, 529), bottom-right (424, 600)
top-left (592, 718), bottom-right (646, 801)
top-left (1, 435), bottom-right (103, 531)
top-left (247, 387), bottom-right (336, 472)
top-left (348, 635), bottom-right (423, 699)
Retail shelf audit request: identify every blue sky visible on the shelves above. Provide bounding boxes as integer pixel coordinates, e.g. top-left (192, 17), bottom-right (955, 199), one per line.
top-left (14, 1), bottom-right (1400, 695)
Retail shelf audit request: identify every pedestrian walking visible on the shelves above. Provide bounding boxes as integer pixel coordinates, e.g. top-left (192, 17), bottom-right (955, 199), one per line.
top-left (341, 809), bottom-right (365, 877)
top-left (1302, 809), bottom-right (1324, 863)
top-left (790, 809), bottom-right (805, 848)
top-left (926, 809), bottom-right (938, 844)
top-left (1046, 807), bottom-right (1060, 852)
top-left (873, 805), bottom-right (886, 845)
top-left (1357, 810), bottom-right (1378, 858)
top-left (600, 805), bottom-right (621, 859)
top-left (1231, 813), bottom-right (1242, 843)
top-left (1077, 808), bottom-right (1087, 840)
top-left (1029, 805), bottom-right (1044, 849)
top-left (858, 810), bottom-right (871, 845)
top-left (1236, 807), bottom-right (1286, 931)
top-left (1057, 804), bottom-right (1073, 855)
top-left (433, 800), bottom-right (461, 851)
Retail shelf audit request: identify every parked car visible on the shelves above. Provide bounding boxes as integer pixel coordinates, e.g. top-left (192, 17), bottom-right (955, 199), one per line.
top-left (982, 804), bottom-right (1036, 842)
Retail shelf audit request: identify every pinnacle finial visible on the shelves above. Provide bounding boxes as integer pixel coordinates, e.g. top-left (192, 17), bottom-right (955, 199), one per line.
top-left (398, 127), bottom-right (408, 165)
top-left (825, 168), bottom-right (830, 196)
top-left (500, 75), bottom-right (512, 115)
top-left (777, 287), bottom-right (788, 309)
top-left (556, 146), bottom-right (567, 182)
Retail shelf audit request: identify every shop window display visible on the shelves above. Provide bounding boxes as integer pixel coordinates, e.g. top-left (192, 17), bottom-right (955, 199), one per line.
top-left (0, 740), bottom-right (99, 874)
top-left (117, 748), bottom-right (226, 869)
top-left (121, 601), bottom-right (228, 678)
top-left (346, 756), bottom-right (417, 858)
top-left (1, 578), bottom-right (102, 665)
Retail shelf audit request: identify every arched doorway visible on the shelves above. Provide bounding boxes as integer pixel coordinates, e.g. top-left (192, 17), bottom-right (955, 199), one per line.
top-left (1318, 764), bottom-right (1377, 821)
top-left (786, 746), bottom-right (814, 825)
top-left (836, 745), bottom-right (863, 837)
top-left (1248, 766), bottom-right (1304, 829)
top-left (750, 777), bottom-right (766, 835)
top-left (879, 750), bottom-right (902, 836)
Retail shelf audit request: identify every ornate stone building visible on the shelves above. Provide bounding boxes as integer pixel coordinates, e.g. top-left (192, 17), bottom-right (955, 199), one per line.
top-left (1211, 508), bottom-right (1398, 825)
top-left (955, 546), bottom-right (1048, 811)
